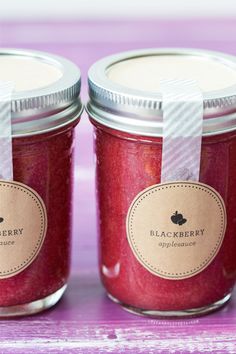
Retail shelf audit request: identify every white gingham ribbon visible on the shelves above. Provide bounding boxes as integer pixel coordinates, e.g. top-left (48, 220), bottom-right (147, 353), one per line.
top-left (0, 82), bottom-right (14, 180)
top-left (160, 79), bottom-right (203, 183)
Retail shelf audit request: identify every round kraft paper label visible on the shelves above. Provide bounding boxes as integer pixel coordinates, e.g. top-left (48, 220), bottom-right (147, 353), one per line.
top-left (0, 180), bottom-right (47, 279)
top-left (126, 181), bottom-right (227, 280)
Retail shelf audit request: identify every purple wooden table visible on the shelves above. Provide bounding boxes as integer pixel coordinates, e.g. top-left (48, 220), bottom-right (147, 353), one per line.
top-left (1, 19), bottom-right (236, 353)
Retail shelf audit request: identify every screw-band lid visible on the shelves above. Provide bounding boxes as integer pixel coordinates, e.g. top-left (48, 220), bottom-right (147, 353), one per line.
top-left (87, 48), bottom-right (236, 136)
top-left (0, 48), bottom-right (82, 137)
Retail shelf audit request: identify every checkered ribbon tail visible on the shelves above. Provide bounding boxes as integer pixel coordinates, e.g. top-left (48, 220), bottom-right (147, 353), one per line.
top-left (160, 79), bottom-right (203, 183)
top-left (0, 82), bottom-right (14, 181)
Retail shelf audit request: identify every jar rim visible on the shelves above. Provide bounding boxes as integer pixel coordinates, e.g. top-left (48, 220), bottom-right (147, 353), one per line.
top-left (87, 48), bottom-right (236, 136)
top-left (0, 48), bottom-right (82, 136)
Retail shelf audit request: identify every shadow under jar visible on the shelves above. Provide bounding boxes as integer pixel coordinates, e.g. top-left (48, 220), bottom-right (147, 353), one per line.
top-left (0, 49), bottom-right (82, 316)
top-left (87, 48), bottom-right (236, 317)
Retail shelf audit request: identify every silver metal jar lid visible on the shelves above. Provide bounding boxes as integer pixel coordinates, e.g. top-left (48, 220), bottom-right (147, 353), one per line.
top-left (87, 48), bottom-right (236, 137)
top-left (0, 48), bottom-right (82, 137)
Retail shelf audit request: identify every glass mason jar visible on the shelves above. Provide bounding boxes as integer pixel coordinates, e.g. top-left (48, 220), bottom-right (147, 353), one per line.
top-left (87, 48), bottom-right (236, 317)
top-left (0, 49), bottom-right (82, 316)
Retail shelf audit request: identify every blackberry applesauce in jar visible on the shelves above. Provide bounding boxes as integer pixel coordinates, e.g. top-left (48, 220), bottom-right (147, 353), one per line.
top-left (0, 49), bottom-right (82, 316)
top-left (87, 48), bottom-right (236, 317)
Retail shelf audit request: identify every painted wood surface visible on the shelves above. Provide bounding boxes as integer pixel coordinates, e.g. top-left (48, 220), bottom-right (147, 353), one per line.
top-left (1, 273), bottom-right (236, 353)
top-left (1, 19), bottom-right (236, 353)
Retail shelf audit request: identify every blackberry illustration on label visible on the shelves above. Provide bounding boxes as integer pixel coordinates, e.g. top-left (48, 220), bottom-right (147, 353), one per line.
top-left (171, 211), bottom-right (187, 225)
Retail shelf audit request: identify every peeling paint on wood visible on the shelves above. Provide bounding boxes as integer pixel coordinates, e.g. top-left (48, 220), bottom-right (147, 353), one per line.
top-left (0, 274), bottom-right (235, 353)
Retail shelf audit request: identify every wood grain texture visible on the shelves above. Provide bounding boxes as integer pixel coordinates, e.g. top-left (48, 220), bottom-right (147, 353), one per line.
top-left (0, 274), bottom-right (236, 353)
top-left (0, 19), bottom-right (236, 353)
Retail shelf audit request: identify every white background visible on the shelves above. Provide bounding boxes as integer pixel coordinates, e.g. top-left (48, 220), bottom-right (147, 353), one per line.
top-left (1, 0), bottom-right (236, 20)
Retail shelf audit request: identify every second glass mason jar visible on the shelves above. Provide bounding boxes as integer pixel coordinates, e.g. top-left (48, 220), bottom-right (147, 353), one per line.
top-left (87, 48), bottom-right (236, 317)
top-left (0, 49), bottom-right (82, 316)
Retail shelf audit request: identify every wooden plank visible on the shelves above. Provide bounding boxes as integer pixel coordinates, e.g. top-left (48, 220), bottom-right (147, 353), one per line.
top-left (0, 274), bottom-right (236, 353)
